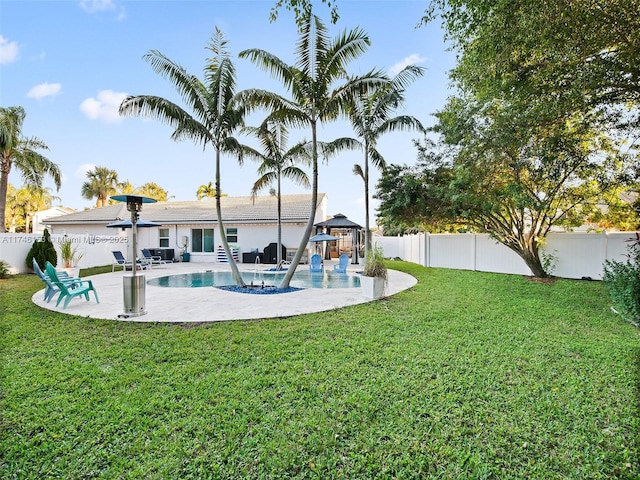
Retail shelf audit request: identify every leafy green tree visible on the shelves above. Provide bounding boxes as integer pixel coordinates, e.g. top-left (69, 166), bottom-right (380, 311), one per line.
top-left (239, 13), bottom-right (387, 287)
top-left (81, 166), bottom-right (119, 208)
top-left (423, 0), bottom-right (640, 159)
top-left (0, 106), bottom-right (61, 233)
top-left (120, 28), bottom-right (247, 286)
top-left (378, 96), bottom-right (626, 277)
top-left (270, 0), bottom-right (339, 26)
top-left (244, 120), bottom-right (311, 265)
top-left (347, 65), bottom-right (425, 255)
top-left (138, 182), bottom-right (168, 202)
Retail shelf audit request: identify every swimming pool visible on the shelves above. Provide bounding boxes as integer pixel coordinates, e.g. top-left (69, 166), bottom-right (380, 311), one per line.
top-left (147, 270), bottom-right (361, 289)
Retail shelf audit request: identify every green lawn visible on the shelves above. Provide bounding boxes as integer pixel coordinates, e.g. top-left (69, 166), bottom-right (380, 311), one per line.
top-left (1, 262), bottom-right (638, 479)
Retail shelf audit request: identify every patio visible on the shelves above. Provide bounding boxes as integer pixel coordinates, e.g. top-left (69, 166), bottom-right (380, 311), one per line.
top-left (31, 261), bottom-right (416, 323)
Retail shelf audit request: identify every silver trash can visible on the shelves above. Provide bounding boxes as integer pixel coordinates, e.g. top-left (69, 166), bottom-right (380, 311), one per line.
top-left (123, 275), bottom-right (146, 317)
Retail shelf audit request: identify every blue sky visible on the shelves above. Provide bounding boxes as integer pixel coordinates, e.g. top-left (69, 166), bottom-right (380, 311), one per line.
top-left (1, 0), bottom-right (456, 226)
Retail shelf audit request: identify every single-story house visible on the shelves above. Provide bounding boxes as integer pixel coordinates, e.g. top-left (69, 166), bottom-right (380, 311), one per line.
top-left (45, 193), bottom-right (327, 264)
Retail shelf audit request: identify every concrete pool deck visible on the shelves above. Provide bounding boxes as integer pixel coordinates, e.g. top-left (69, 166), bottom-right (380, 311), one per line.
top-left (32, 261), bottom-right (417, 323)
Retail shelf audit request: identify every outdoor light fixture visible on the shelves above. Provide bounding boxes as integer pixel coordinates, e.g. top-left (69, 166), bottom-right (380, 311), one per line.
top-left (110, 194), bottom-right (157, 318)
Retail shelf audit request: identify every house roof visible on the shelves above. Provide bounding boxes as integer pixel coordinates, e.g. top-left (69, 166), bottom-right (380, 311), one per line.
top-left (314, 213), bottom-right (362, 229)
top-left (46, 193), bottom-right (325, 226)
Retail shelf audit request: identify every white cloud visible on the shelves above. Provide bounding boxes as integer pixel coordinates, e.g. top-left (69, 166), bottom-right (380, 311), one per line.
top-left (79, 0), bottom-right (125, 20)
top-left (27, 82), bottom-right (62, 100)
top-left (80, 90), bottom-right (127, 123)
top-left (75, 164), bottom-right (96, 179)
top-left (389, 54), bottom-right (427, 76)
top-left (0, 35), bottom-right (19, 64)
top-left (79, 0), bottom-right (115, 13)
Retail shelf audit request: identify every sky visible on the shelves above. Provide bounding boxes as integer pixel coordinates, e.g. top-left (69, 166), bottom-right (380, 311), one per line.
top-left (1, 0), bottom-right (456, 227)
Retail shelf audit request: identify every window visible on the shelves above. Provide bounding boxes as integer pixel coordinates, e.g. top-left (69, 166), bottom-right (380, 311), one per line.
top-left (191, 228), bottom-right (214, 252)
top-left (159, 228), bottom-right (169, 248)
top-left (226, 227), bottom-right (238, 243)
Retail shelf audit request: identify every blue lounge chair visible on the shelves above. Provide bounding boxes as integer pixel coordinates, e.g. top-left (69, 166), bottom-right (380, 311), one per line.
top-left (333, 253), bottom-right (349, 274)
top-left (45, 262), bottom-right (99, 309)
top-left (309, 253), bottom-right (324, 273)
top-left (141, 248), bottom-right (172, 267)
top-left (112, 251), bottom-right (150, 272)
top-left (32, 259), bottom-right (77, 303)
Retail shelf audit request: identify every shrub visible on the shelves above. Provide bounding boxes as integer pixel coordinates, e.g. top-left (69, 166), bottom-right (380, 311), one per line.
top-left (363, 245), bottom-right (387, 281)
top-left (0, 260), bottom-right (10, 279)
top-left (603, 233), bottom-right (640, 325)
top-left (26, 228), bottom-right (58, 271)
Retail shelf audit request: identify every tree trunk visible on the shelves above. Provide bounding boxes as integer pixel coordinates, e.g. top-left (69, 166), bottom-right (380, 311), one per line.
top-left (0, 154), bottom-right (12, 233)
top-left (215, 148), bottom-right (245, 286)
top-left (363, 143), bottom-right (371, 259)
top-left (279, 120), bottom-right (318, 288)
top-left (517, 244), bottom-right (549, 278)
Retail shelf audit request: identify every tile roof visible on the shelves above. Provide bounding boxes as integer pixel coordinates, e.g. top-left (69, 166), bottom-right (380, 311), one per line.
top-left (47, 193), bottom-right (324, 225)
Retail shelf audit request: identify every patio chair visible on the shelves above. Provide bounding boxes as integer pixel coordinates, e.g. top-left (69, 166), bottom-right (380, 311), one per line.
top-left (141, 248), bottom-right (172, 267)
top-left (45, 262), bottom-right (99, 309)
top-left (32, 259), bottom-right (78, 303)
top-left (112, 251), bottom-right (150, 272)
top-left (333, 253), bottom-right (349, 274)
top-left (309, 253), bottom-right (324, 273)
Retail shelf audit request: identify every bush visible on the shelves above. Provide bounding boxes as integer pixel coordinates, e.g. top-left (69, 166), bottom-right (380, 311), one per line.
top-left (363, 245), bottom-right (388, 281)
top-left (603, 233), bottom-right (640, 325)
top-left (26, 228), bottom-right (58, 271)
top-left (0, 260), bottom-right (10, 279)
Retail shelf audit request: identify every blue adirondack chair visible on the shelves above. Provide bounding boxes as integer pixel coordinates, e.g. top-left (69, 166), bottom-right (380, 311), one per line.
top-left (309, 253), bottom-right (324, 273)
top-left (333, 253), bottom-right (349, 273)
top-left (45, 262), bottom-right (99, 309)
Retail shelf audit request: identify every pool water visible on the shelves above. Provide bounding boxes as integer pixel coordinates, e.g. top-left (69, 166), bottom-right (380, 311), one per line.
top-left (147, 270), bottom-right (361, 289)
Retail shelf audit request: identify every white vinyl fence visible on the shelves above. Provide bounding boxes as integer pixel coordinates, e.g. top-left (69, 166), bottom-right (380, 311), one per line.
top-left (1, 231), bottom-right (636, 279)
top-left (375, 231), bottom-right (636, 280)
top-left (0, 233), bottom-right (130, 274)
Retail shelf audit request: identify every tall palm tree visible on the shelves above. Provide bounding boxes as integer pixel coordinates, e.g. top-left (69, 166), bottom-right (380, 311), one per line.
top-left (81, 166), bottom-right (119, 208)
top-left (244, 120), bottom-right (311, 265)
top-left (0, 106), bottom-right (61, 233)
top-left (239, 13), bottom-right (387, 287)
top-left (120, 28), bottom-right (247, 285)
top-left (348, 65), bottom-right (426, 255)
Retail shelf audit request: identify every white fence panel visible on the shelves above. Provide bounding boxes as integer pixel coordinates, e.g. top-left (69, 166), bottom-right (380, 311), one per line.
top-left (428, 234), bottom-right (475, 270)
top-left (377, 231), bottom-right (639, 280)
top-left (545, 233), bottom-right (605, 279)
top-left (0, 233), bottom-right (130, 274)
top-left (474, 235), bottom-right (532, 275)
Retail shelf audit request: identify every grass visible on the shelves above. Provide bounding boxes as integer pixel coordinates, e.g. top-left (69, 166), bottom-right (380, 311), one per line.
top-left (1, 261), bottom-right (638, 479)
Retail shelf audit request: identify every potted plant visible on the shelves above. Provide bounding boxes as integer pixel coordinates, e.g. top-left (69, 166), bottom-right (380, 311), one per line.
top-left (360, 245), bottom-right (388, 299)
top-left (59, 237), bottom-right (83, 277)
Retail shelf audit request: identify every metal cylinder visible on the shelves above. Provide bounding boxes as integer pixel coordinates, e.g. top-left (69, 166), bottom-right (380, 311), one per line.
top-left (123, 274), bottom-right (146, 316)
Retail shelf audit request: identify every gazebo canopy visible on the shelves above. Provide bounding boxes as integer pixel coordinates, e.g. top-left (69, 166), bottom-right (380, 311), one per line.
top-left (314, 213), bottom-right (362, 230)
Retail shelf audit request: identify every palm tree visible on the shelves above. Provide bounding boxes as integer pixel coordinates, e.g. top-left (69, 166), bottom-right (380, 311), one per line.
top-left (348, 65), bottom-right (426, 255)
top-left (17, 185), bottom-right (60, 233)
top-left (244, 120), bottom-right (311, 265)
top-left (81, 166), bottom-right (119, 208)
top-left (239, 13), bottom-right (387, 287)
top-left (115, 180), bottom-right (137, 196)
top-left (196, 181), bottom-right (217, 200)
top-left (0, 106), bottom-right (61, 233)
top-left (119, 28), bottom-right (247, 286)
top-left (138, 182), bottom-right (168, 201)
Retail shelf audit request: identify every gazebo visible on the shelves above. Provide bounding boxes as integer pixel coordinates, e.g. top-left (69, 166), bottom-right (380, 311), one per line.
top-left (313, 213), bottom-right (363, 264)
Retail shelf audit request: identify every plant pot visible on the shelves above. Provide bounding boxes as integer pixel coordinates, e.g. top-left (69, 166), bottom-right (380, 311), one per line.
top-left (61, 266), bottom-right (80, 278)
top-left (360, 275), bottom-right (386, 299)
